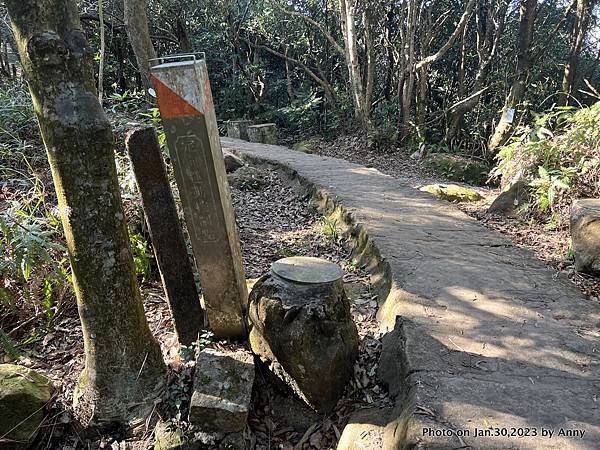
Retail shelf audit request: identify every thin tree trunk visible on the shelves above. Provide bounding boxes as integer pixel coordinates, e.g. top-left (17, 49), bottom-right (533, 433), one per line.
top-left (363, 7), bottom-right (375, 118)
top-left (98, 0), bottom-right (105, 103)
top-left (446, 0), bottom-right (509, 141)
top-left (559, 0), bottom-right (593, 106)
top-left (339, 0), bottom-right (368, 127)
top-left (285, 46), bottom-right (294, 103)
top-left (489, 0), bottom-right (537, 152)
top-left (6, 0), bottom-right (166, 427)
top-left (123, 0), bottom-right (157, 91)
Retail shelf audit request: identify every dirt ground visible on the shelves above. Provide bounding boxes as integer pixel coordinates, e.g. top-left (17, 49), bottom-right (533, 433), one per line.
top-left (3, 161), bottom-right (389, 449)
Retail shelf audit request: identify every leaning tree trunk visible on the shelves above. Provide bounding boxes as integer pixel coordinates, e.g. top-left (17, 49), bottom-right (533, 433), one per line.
top-left (6, 0), bottom-right (166, 428)
top-left (124, 0), bottom-right (157, 91)
top-left (488, 0), bottom-right (537, 152)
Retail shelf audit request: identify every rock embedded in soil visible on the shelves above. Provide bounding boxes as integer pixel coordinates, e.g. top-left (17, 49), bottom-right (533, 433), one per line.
top-left (223, 152), bottom-right (245, 173)
top-left (570, 199), bottom-right (600, 274)
top-left (248, 256), bottom-right (359, 413)
top-left (424, 153), bottom-right (490, 185)
top-left (420, 184), bottom-right (483, 203)
top-left (487, 178), bottom-right (529, 216)
top-left (0, 364), bottom-right (52, 450)
top-left (227, 166), bottom-right (270, 191)
top-left (153, 420), bottom-right (185, 450)
top-left (188, 347), bottom-right (255, 432)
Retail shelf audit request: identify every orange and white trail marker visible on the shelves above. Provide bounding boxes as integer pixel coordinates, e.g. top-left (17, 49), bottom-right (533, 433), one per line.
top-left (150, 54), bottom-right (247, 339)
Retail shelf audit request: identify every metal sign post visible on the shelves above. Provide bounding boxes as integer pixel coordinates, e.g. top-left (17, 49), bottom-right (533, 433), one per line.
top-left (150, 54), bottom-right (247, 339)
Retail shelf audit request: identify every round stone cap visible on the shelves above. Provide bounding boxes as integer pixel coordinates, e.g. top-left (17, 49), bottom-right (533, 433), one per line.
top-left (271, 256), bottom-right (343, 284)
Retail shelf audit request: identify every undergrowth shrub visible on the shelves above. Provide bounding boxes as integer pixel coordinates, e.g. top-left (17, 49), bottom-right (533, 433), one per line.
top-left (492, 102), bottom-right (600, 228)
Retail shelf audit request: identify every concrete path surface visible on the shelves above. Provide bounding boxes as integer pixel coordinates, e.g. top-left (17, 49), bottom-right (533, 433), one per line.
top-left (222, 138), bottom-right (600, 450)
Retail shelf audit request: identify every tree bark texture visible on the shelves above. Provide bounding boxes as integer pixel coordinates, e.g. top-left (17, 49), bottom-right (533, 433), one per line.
top-left (6, 0), bottom-right (166, 428)
top-left (123, 0), bottom-right (157, 91)
top-left (489, 0), bottom-right (537, 152)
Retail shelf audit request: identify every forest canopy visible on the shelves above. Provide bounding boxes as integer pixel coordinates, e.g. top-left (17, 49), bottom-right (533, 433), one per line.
top-left (1, 0), bottom-right (598, 153)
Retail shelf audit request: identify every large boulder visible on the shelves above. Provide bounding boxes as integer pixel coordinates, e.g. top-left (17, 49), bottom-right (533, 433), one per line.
top-left (487, 178), bottom-right (529, 216)
top-left (570, 199), bottom-right (600, 274)
top-left (0, 364), bottom-right (52, 450)
top-left (420, 184), bottom-right (483, 203)
top-left (424, 153), bottom-right (490, 185)
top-left (248, 257), bottom-right (358, 413)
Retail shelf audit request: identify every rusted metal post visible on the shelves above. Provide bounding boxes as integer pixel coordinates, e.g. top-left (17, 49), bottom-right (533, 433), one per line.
top-left (150, 54), bottom-right (248, 339)
top-left (126, 125), bottom-right (205, 345)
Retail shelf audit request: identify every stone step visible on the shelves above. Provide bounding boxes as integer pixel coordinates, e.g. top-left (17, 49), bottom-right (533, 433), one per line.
top-left (189, 346), bottom-right (255, 433)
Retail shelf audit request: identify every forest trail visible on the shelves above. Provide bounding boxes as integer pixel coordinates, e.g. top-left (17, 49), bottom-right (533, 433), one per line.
top-left (222, 137), bottom-right (600, 449)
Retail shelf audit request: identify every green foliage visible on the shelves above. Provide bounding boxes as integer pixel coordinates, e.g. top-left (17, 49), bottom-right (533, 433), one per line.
top-left (319, 217), bottom-right (340, 246)
top-left (0, 195), bottom-right (71, 332)
top-left (0, 81), bottom-right (37, 149)
top-left (138, 107), bottom-right (167, 146)
top-left (259, 90), bottom-right (324, 133)
top-left (367, 124), bottom-right (398, 151)
top-left (492, 102), bottom-right (600, 224)
top-left (129, 232), bottom-right (154, 283)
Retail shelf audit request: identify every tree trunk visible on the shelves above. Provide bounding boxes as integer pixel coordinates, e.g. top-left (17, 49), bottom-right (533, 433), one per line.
top-left (559, 0), bottom-right (592, 106)
top-left (284, 47), bottom-right (294, 103)
top-left (6, 0), bottom-right (166, 428)
top-left (98, 0), bottom-right (105, 103)
top-left (363, 7), bottom-right (375, 118)
top-left (123, 0), bottom-right (156, 91)
top-left (446, 0), bottom-right (509, 142)
top-left (338, 0), bottom-right (368, 127)
top-left (489, 0), bottom-right (537, 152)
top-left (174, 16), bottom-right (192, 53)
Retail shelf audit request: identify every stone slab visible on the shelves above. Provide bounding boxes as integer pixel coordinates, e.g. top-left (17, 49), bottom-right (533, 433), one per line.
top-left (150, 59), bottom-right (248, 338)
top-left (189, 347), bottom-right (255, 433)
top-left (226, 120), bottom-right (250, 141)
top-left (126, 125), bottom-right (204, 345)
top-left (222, 137), bottom-right (600, 450)
top-left (247, 124), bottom-right (276, 145)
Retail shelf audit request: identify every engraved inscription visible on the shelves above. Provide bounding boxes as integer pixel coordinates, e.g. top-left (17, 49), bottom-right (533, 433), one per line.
top-left (174, 134), bottom-right (218, 243)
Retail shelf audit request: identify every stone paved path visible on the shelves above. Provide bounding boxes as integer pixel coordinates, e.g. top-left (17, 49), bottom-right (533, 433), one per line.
top-left (222, 138), bottom-right (600, 450)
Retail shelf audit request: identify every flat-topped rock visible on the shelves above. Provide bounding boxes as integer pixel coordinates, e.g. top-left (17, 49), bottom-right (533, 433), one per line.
top-left (247, 123), bottom-right (276, 144)
top-left (571, 198), bottom-right (600, 273)
top-left (420, 183), bottom-right (483, 202)
top-left (248, 258), bottom-right (358, 413)
top-left (271, 256), bottom-right (343, 283)
top-left (226, 120), bottom-right (251, 141)
top-left (189, 347), bottom-right (255, 432)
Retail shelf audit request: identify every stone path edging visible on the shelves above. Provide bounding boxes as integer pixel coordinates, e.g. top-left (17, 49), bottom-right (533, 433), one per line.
top-left (223, 138), bottom-right (600, 450)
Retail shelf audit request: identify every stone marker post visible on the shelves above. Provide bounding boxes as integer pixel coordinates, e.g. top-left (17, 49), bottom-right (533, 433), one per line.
top-left (150, 55), bottom-right (248, 339)
top-left (226, 120), bottom-right (251, 140)
top-left (126, 125), bottom-right (205, 345)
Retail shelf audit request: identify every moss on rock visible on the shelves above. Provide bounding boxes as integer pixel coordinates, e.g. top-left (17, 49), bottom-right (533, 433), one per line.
top-left (154, 420), bottom-right (184, 450)
top-left (292, 139), bottom-right (320, 154)
top-left (420, 184), bottom-right (483, 203)
top-left (227, 166), bottom-right (270, 191)
top-left (0, 364), bottom-right (52, 450)
top-left (425, 153), bottom-right (490, 185)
